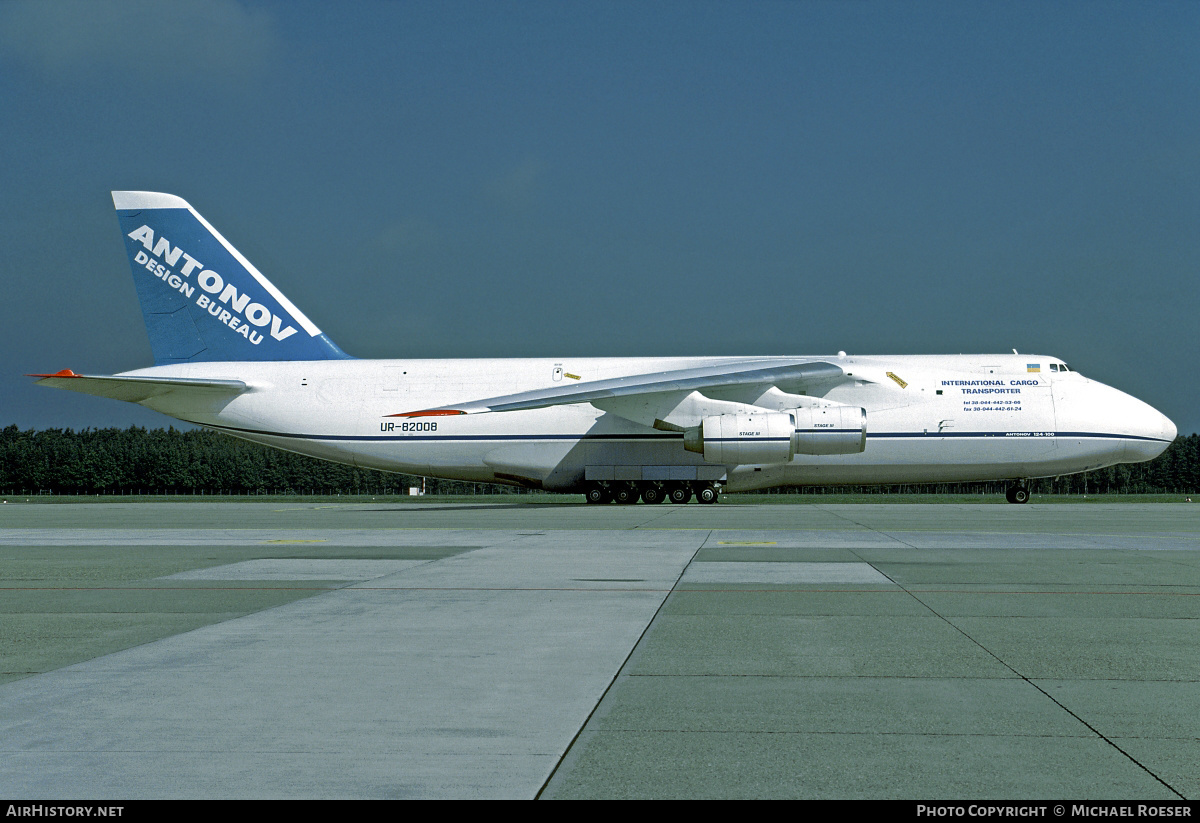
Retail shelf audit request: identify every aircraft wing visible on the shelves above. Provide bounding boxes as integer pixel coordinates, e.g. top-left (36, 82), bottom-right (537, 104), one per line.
top-left (392, 359), bottom-right (847, 418)
top-left (31, 370), bottom-right (248, 403)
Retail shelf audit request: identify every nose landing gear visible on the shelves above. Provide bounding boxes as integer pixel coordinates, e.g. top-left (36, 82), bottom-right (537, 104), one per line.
top-left (1005, 483), bottom-right (1030, 504)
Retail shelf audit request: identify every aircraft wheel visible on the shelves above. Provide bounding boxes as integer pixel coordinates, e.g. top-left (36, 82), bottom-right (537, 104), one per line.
top-left (613, 483), bottom-right (639, 505)
top-left (640, 484), bottom-right (664, 505)
top-left (584, 484), bottom-right (612, 504)
top-left (1005, 485), bottom-right (1030, 504)
top-left (695, 483), bottom-right (718, 504)
top-left (668, 485), bottom-right (693, 504)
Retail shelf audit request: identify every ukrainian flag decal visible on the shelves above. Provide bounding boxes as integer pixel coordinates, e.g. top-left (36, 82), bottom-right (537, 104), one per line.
top-left (1027, 364), bottom-right (1041, 373)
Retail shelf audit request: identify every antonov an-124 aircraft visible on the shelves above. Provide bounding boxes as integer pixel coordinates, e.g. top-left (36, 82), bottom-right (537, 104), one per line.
top-left (34, 192), bottom-right (1177, 504)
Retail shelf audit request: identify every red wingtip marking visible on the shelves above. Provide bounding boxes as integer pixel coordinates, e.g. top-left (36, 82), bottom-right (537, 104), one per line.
top-left (28, 369), bottom-right (81, 378)
top-left (385, 409), bottom-right (467, 418)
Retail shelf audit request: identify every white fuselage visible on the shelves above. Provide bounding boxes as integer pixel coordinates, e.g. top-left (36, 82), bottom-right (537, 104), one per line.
top-left (118, 353), bottom-right (1176, 492)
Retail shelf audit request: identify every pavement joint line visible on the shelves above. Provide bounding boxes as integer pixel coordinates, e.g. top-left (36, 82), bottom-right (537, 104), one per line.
top-left (630, 507), bottom-right (685, 530)
top-left (12, 527), bottom-right (1198, 538)
top-left (621, 672), bottom-right (1200, 682)
top-left (563, 729), bottom-right (1107, 739)
top-left (7, 586), bottom-right (1200, 595)
top-left (535, 529), bottom-right (713, 799)
top-left (0, 586), bottom-right (338, 591)
top-left (861, 553), bottom-right (1191, 801)
top-left (802, 507), bottom-right (923, 549)
top-left (6, 505), bottom-right (1198, 798)
top-left (348, 586), bottom-right (678, 592)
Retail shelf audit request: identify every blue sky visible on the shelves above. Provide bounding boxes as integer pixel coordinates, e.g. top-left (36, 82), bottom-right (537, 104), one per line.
top-left (2, 0), bottom-right (1197, 434)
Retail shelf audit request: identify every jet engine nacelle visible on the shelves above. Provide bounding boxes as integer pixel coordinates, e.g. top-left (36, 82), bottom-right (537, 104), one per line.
top-left (683, 411), bottom-right (796, 465)
top-left (792, 405), bottom-right (867, 455)
top-left (683, 405), bottom-right (867, 464)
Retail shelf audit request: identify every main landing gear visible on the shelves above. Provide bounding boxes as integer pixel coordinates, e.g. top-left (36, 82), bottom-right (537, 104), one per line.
top-left (584, 481), bottom-right (720, 504)
top-left (1005, 483), bottom-right (1030, 505)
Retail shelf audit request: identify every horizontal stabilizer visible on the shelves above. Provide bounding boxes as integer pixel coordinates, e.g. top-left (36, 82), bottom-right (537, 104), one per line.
top-left (31, 370), bottom-right (247, 403)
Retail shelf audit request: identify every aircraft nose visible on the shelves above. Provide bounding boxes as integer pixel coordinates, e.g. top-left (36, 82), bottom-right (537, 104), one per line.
top-left (1123, 401), bottom-right (1176, 463)
top-left (1057, 380), bottom-right (1175, 464)
top-left (1162, 413), bottom-right (1178, 444)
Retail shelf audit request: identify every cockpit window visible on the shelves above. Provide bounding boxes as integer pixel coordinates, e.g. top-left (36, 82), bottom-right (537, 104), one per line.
top-left (1050, 363), bottom-right (1071, 373)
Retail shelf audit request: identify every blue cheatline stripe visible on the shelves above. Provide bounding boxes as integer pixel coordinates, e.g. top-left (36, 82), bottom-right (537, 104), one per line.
top-left (195, 422), bottom-right (1171, 445)
top-left (196, 422), bottom-right (681, 442)
top-left (872, 431), bottom-right (1171, 443)
top-left (1054, 431), bottom-right (1171, 442)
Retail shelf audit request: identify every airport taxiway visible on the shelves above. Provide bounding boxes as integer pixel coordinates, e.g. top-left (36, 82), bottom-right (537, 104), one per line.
top-left (1, 501), bottom-right (1197, 799)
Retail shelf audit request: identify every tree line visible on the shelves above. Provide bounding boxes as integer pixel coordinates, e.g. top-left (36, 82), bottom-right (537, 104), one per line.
top-left (1, 424), bottom-right (1197, 496)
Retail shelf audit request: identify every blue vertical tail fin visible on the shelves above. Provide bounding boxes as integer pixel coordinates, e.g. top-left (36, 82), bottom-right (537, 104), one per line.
top-left (113, 191), bottom-right (351, 363)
